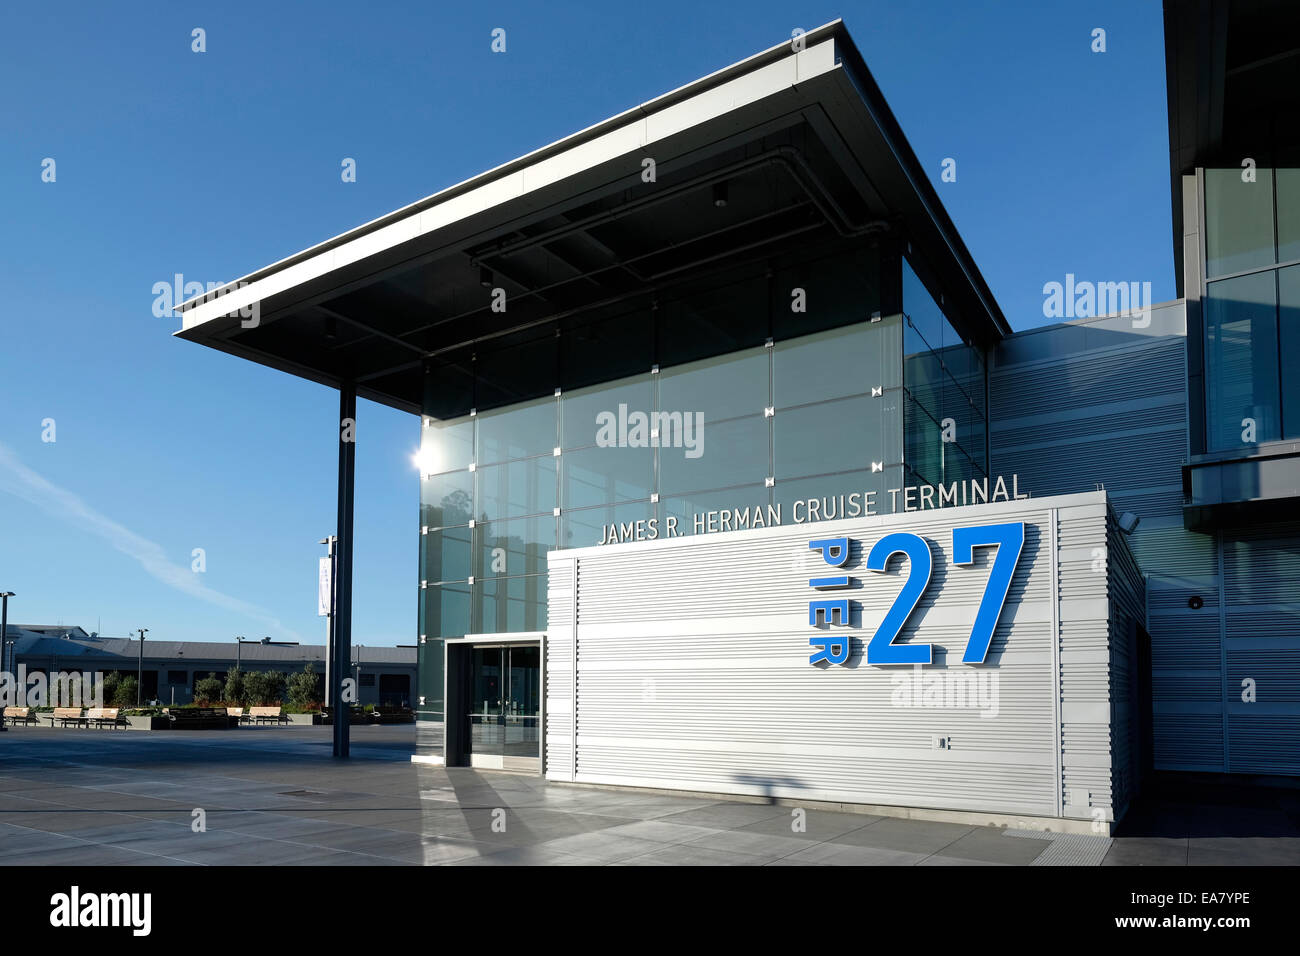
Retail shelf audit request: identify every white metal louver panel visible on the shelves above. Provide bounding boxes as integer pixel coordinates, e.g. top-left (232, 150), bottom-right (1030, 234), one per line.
top-left (545, 490), bottom-right (1140, 822)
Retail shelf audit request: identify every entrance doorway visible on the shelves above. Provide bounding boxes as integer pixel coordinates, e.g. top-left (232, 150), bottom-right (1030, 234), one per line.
top-left (463, 642), bottom-right (541, 772)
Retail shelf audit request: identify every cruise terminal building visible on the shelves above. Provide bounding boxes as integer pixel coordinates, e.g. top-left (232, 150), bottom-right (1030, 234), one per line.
top-left (176, 10), bottom-right (1300, 833)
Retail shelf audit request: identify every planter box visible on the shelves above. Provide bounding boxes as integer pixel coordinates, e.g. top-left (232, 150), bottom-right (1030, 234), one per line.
top-left (125, 716), bottom-right (170, 730)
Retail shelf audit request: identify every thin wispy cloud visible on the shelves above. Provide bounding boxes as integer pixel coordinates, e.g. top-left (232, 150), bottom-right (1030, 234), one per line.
top-left (0, 441), bottom-right (304, 640)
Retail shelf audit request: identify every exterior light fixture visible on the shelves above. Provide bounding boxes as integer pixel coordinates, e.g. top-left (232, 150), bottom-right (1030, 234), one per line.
top-left (712, 182), bottom-right (728, 207)
top-left (479, 266), bottom-right (493, 287)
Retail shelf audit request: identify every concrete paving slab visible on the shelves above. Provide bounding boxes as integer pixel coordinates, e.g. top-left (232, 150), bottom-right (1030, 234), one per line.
top-left (3, 726), bottom-right (1291, 866)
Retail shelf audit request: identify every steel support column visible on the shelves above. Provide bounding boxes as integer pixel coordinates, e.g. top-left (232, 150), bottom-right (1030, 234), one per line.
top-left (333, 382), bottom-right (356, 758)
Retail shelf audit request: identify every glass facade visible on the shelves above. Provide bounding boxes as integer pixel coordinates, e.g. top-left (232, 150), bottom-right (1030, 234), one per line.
top-left (902, 259), bottom-right (988, 488)
top-left (416, 242), bottom-right (989, 720)
top-left (1202, 168), bottom-right (1300, 449)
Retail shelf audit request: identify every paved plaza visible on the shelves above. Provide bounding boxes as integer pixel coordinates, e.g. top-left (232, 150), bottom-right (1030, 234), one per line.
top-left (0, 726), bottom-right (1297, 866)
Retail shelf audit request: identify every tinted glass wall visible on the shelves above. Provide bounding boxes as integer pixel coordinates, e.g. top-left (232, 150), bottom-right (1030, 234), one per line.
top-left (415, 241), bottom-right (891, 720)
top-left (902, 259), bottom-right (989, 487)
top-left (1203, 167), bottom-right (1300, 449)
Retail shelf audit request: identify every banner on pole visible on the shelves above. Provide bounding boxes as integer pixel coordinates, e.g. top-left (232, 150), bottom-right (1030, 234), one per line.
top-left (318, 557), bottom-right (332, 617)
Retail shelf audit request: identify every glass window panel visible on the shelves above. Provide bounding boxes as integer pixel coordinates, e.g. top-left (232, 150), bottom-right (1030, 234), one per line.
top-left (659, 268), bottom-right (769, 367)
top-left (1279, 265), bottom-right (1300, 439)
top-left (657, 414), bottom-right (768, 495)
top-left (657, 348), bottom-right (768, 423)
top-left (473, 574), bottom-right (547, 634)
top-left (418, 642), bottom-right (443, 716)
top-left (941, 342), bottom-right (986, 423)
top-left (562, 377), bottom-right (655, 450)
top-left (561, 443), bottom-right (654, 509)
top-left (903, 260), bottom-right (944, 353)
top-left (422, 349), bottom-right (474, 421)
top-left (1205, 271), bottom-right (1281, 449)
top-left (904, 393), bottom-right (944, 488)
top-left (476, 455), bottom-right (557, 521)
top-left (476, 515), bottom-right (556, 578)
top-left (425, 582), bottom-right (470, 639)
top-left (1278, 169), bottom-right (1300, 265)
top-left (941, 370), bottom-right (984, 451)
top-left (773, 321), bottom-right (899, 408)
top-left (475, 328), bottom-right (558, 412)
top-left (772, 246), bottom-right (882, 340)
top-left (420, 416), bottom-right (474, 474)
top-left (424, 525), bottom-right (472, 584)
top-left (561, 305), bottom-right (654, 392)
top-left (421, 469), bottom-right (474, 529)
top-left (560, 499), bottom-right (653, 549)
top-left (904, 349), bottom-right (945, 415)
top-left (775, 393), bottom-right (901, 480)
top-left (657, 483), bottom-right (769, 537)
top-left (1205, 167), bottom-right (1277, 278)
top-left (476, 395), bottom-right (557, 464)
top-left (773, 467), bottom-right (904, 520)
top-left (939, 442), bottom-right (981, 486)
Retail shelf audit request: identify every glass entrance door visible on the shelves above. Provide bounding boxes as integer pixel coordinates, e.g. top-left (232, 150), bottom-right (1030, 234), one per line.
top-left (466, 643), bottom-right (541, 771)
top-left (503, 645), bottom-right (540, 770)
top-left (467, 646), bottom-right (504, 765)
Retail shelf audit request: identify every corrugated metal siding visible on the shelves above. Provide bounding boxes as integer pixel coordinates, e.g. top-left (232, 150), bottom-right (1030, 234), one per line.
top-left (545, 561), bottom-right (575, 779)
top-left (991, 306), bottom-right (1230, 773)
top-left (547, 492), bottom-right (1121, 821)
top-left (1106, 510), bottom-right (1145, 819)
top-left (1221, 522), bottom-right (1300, 774)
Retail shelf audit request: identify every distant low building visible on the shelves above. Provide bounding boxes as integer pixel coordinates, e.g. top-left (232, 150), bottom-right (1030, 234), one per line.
top-left (2, 625), bottom-right (416, 707)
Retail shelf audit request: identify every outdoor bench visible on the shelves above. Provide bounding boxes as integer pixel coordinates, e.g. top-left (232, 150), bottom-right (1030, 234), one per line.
top-left (3, 706), bottom-right (37, 726)
top-left (86, 707), bottom-right (127, 729)
top-left (247, 706), bottom-right (288, 725)
top-left (48, 707), bottom-right (86, 728)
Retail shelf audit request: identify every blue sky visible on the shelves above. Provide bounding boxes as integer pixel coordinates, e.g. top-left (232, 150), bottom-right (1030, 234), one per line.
top-left (0, 0), bottom-right (1172, 646)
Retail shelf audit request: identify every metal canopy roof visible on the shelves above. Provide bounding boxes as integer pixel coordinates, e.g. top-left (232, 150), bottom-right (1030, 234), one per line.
top-left (175, 20), bottom-right (1009, 416)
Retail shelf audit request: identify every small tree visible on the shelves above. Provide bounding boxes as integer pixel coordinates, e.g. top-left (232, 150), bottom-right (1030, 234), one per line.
top-left (102, 670), bottom-right (122, 704)
top-left (113, 675), bottom-right (138, 708)
top-left (242, 671), bottom-right (268, 705)
top-left (264, 670), bottom-right (287, 704)
top-left (194, 673), bottom-right (223, 704)
top-left (287, 664), bottom-right (319, 709)
top-left (224, 667), bottom-right (245, 704)
top-left (243, 670), bottom-right (287, 705)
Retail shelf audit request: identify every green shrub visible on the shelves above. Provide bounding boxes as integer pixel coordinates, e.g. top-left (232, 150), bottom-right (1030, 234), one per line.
top-left (286, 665), bottom-right (320, 709)
top-left (112, 676), bottom-right (138, 707)
top-left (194, 673), bottom-right (223, 704)
top-left (224, 668), bottom-right (245, 704)
top-left (265, 670), bottom-right (286, 703)
top-left (243, 670), bottom-right (287, 705)
top-left (102, 671), bottom-right (122, 704)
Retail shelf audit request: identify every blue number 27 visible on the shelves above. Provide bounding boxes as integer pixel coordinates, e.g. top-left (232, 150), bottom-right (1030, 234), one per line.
top-left (862, 522), bottom-right (1025, 665)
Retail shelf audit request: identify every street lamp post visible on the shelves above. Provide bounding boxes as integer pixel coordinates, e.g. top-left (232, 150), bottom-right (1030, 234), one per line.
top-left (136, 627), bottom-right (148, 706)
top-left (354, 644), bottom-right (362, 704)
top-left (0, 591), bottom-right (13, 670)
top-left (236, 635), bottom-right (245, 670)
top-left (0, 592), bottom-right (12, 733)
